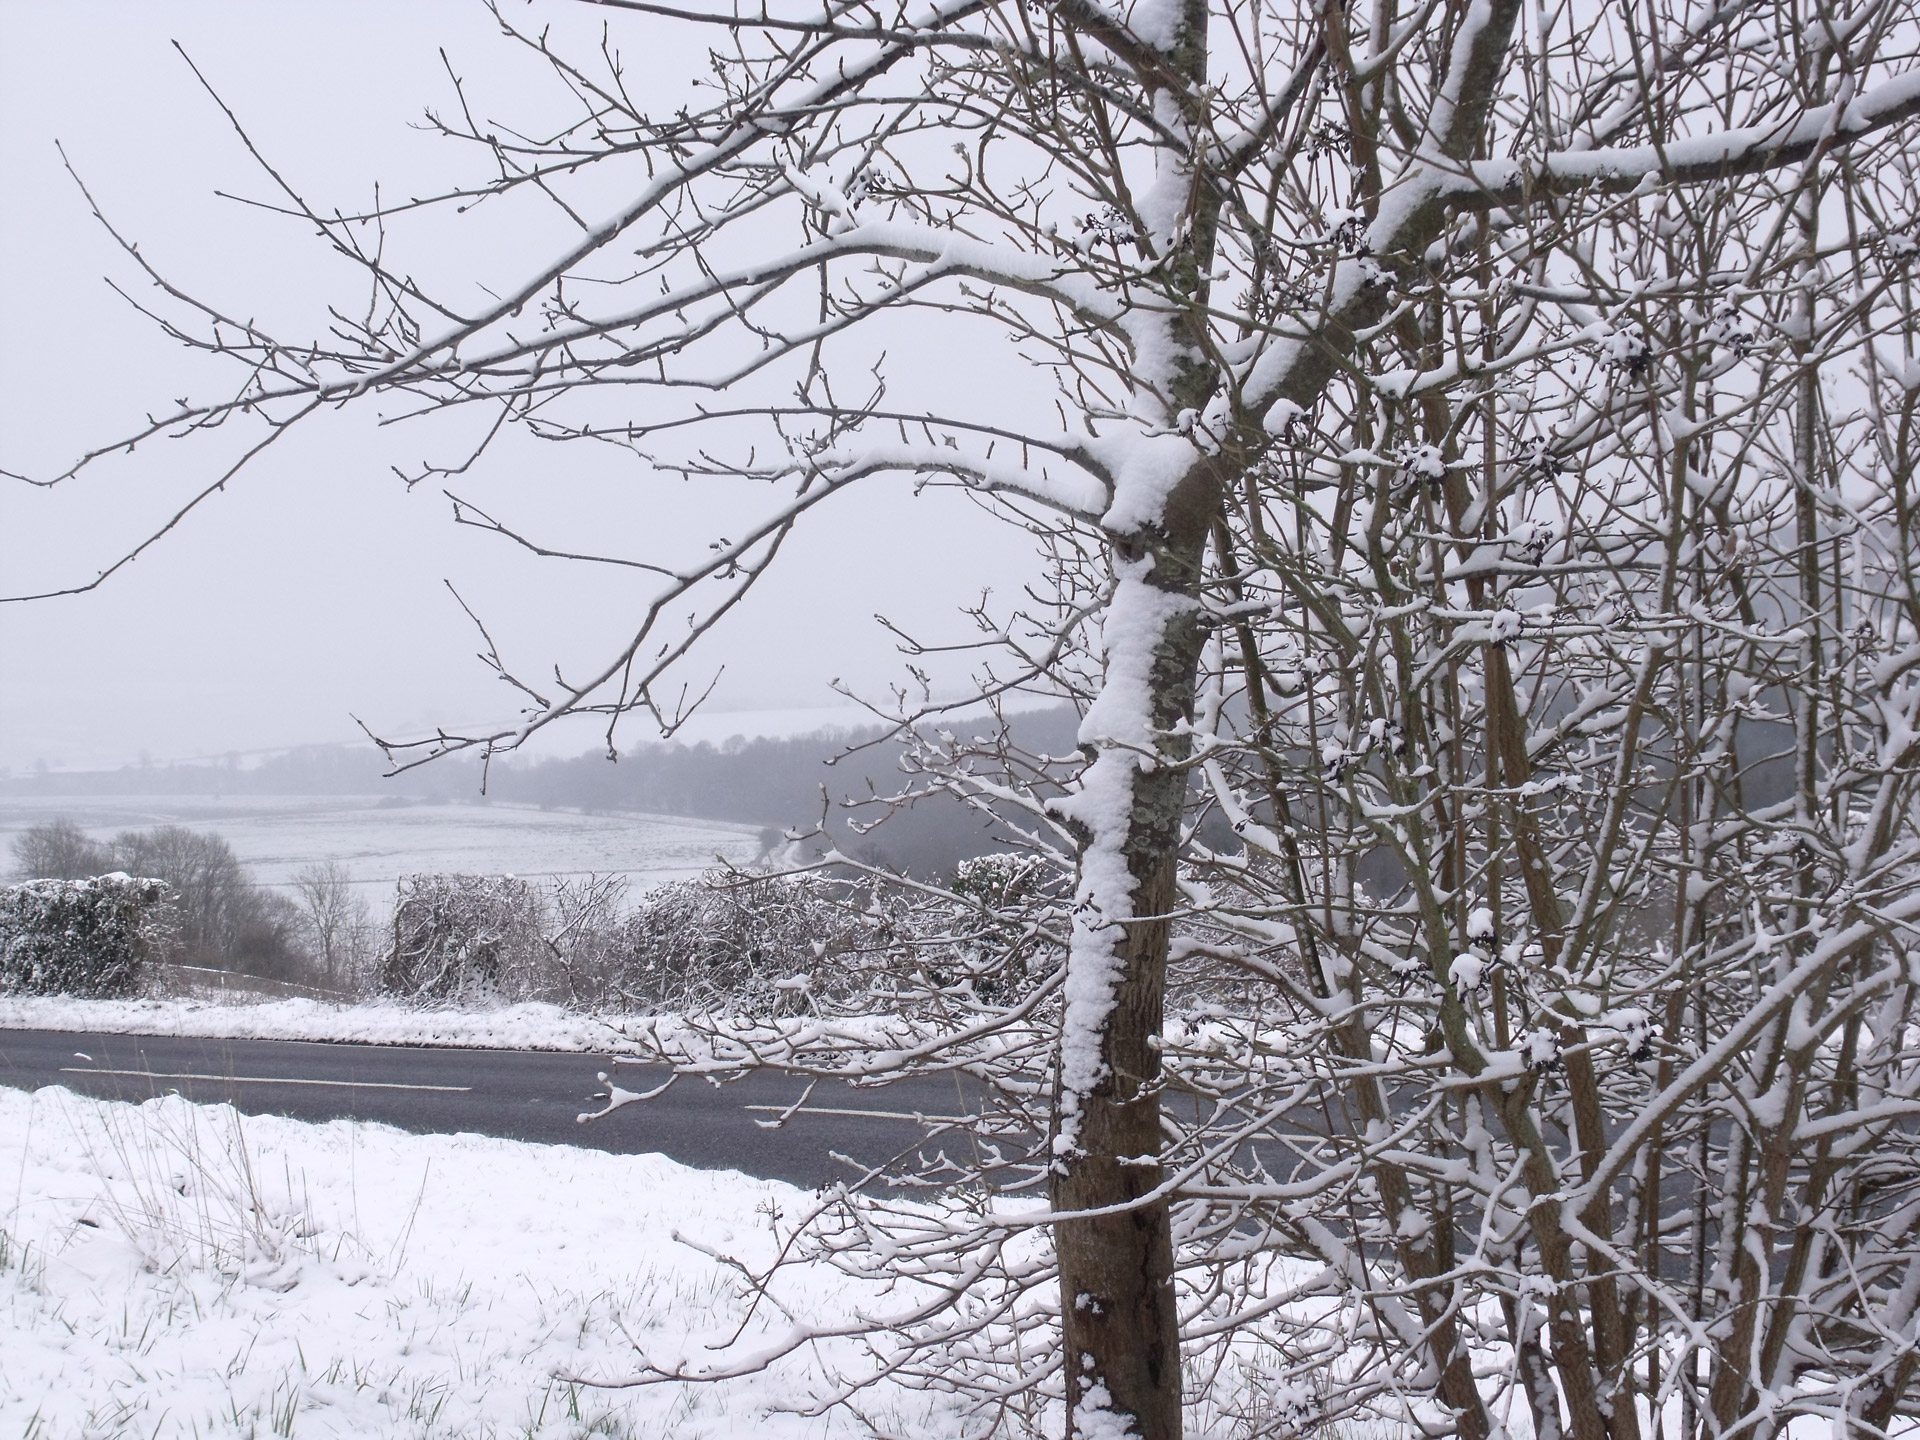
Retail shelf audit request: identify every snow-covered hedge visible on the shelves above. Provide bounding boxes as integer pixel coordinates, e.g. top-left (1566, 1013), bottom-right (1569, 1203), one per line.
top-left (0, 874), bottom-right (170, 997)
top-left (607, 873), bottom-right (870, 1011)
top-left (376, 869), bottom-right (910, 1011)
top-left (381, 873), bottom-right (544, 1001)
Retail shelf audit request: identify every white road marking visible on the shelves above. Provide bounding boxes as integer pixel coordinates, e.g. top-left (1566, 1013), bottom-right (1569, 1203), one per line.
top-left (745, 1104), bottom-right (969, 1122)
top-left (59, 1067), bottom-right (472, 1094)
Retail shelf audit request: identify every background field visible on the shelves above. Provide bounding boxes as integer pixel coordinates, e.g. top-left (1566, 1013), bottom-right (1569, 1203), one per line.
top-left (0, 794), bottom-right (764, 912)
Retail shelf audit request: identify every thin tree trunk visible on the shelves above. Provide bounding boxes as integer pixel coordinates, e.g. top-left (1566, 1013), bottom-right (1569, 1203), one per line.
top-left (1053, 838), bottom-right (1184, 1440)
top-left (1054, 497), bottom-right (1214, 1440)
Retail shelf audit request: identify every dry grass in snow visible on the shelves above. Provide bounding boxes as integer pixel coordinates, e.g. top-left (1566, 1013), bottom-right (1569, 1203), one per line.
top-left (0, 1085), bottom-right (969, 1440)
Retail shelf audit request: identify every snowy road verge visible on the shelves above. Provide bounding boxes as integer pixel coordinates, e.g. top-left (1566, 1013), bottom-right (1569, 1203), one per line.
top-left (0, 994), bottom-right (636, 1051)
top-left (0, 1085), bottom-right (961, 1439)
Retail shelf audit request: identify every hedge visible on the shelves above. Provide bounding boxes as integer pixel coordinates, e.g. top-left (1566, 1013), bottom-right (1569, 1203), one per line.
top-left (0, 874), bottom-right (169, 997)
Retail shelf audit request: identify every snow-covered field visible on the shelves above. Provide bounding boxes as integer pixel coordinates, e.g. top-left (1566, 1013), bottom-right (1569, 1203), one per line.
top-left (0, 1085), bottom-right (962, 1439)
top-left (0, 795), bottom-right (763, 906)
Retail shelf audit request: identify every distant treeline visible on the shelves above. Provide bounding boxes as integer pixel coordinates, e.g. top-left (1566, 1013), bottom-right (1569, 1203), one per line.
top-left (2, 709), bottom-right (1084, 877)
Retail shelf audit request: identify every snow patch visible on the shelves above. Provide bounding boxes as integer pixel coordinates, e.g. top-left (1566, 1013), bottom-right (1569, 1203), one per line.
top-left (0, 993), bottom-right (631, 1052)
top-left (1072, 1379), bottom-right (1143, 1440)
top-left (1086, 430), bottom-right (1201, 536)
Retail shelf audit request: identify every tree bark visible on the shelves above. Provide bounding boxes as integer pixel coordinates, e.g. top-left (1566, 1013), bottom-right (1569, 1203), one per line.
top-left (1054, 486), bottom-right (1216, 1440)
top-left (1052, 840), bottom-right (1184, 1440)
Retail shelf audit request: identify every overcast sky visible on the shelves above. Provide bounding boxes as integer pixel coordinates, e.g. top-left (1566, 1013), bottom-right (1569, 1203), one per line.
top-left (0, 1), bottom-right (1041, 772)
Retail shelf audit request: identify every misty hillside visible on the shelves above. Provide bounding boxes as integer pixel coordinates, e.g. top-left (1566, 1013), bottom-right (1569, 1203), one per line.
top-left (0, 709), bottom-right (1086, 878)
top-left (0, 695), bottom-right (1806, 881)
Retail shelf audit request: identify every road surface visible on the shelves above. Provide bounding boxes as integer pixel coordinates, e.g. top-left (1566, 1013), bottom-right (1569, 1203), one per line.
top-left (0, 1027), bottom-right (987, 1187)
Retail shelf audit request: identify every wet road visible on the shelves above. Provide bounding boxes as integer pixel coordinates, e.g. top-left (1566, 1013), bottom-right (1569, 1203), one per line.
top-left (0, 1027), bottom-right (985, 1187)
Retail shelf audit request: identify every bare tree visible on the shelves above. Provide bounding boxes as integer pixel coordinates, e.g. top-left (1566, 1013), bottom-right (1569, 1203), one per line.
top-left (9, 818), bottom-right (113, 881)
top-left (291, 860), bottom-right (375, 992)
top-left (15, 0), bottom-right (1920, 1434)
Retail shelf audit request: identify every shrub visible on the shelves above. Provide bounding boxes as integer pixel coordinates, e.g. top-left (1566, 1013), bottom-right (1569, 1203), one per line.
top-left (381, 873), bottom-right (545, 1001)
top-left (375, 868), bottom-right (895, 1011)
top-left (937, 853), bottom-right (1054, 1004)
top-left (609, 872), bottom-right (867, 1011)
top-left (0, 874), bottom-right (169, 997)
top-left (13, 821), bottom-right (325, 986)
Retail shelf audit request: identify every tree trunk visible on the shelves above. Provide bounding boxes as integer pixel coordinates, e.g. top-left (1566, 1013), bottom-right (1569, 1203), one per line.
top-left (1054, 489), bottom-right (1215, 1439)
top-left (1052, 843), bottom-right (1183, 1440)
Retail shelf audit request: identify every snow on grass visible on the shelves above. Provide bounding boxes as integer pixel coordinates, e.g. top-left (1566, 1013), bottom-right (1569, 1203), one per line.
top-left (0, 1085), bottom-right (964, 1440)
top-left (0, 994), bottom-right (636, 1051)
top-left (0, 994), bottom-right (957, 1057)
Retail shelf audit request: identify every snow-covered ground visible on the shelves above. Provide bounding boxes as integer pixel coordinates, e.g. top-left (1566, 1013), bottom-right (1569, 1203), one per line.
top-left (0, 1085), bottom-right (965, 1439)
top-left (0, 994), bottom-right (635, 1050)
top-left (0, 795), bottom-right (763, 911)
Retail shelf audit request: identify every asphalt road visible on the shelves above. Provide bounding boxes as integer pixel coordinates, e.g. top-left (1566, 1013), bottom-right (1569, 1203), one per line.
top-left (0, 1027), bottom-right (988, 1187)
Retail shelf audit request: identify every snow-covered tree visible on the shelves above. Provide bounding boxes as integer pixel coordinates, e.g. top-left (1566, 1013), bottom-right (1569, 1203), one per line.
top-left (20, 0), bottom-right (1920, 1433)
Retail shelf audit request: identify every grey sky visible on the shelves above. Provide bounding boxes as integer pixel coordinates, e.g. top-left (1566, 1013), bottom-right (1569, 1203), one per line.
top-left (0, 0), bottom-right (1040, 771)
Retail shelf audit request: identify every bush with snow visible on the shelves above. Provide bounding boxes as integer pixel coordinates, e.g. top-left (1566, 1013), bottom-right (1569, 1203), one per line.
top-left (376, 867), bottom-right (892, 1012)
top-left (0, 874), bottom-right (169, 998)
top-left (380, 872), bottom-right (544, 1002)
top-left (601, 871), bottom-right (865, 1011)
top-left (11, 820), bottom-right (327, 988)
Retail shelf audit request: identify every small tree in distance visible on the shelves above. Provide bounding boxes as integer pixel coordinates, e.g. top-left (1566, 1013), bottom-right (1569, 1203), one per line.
top-left (9, 818), bottom-right (113, 882)
top-left (13, 0), bottom-right (1920, 1437)
top-left (292, 859), bottom-right (377, 992)
top-left (114, 825), bottom-right (313, 982)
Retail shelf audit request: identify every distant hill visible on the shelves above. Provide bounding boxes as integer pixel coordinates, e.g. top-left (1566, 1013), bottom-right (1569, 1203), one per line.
top-left (0, 709), bottom-right (1085, 878)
